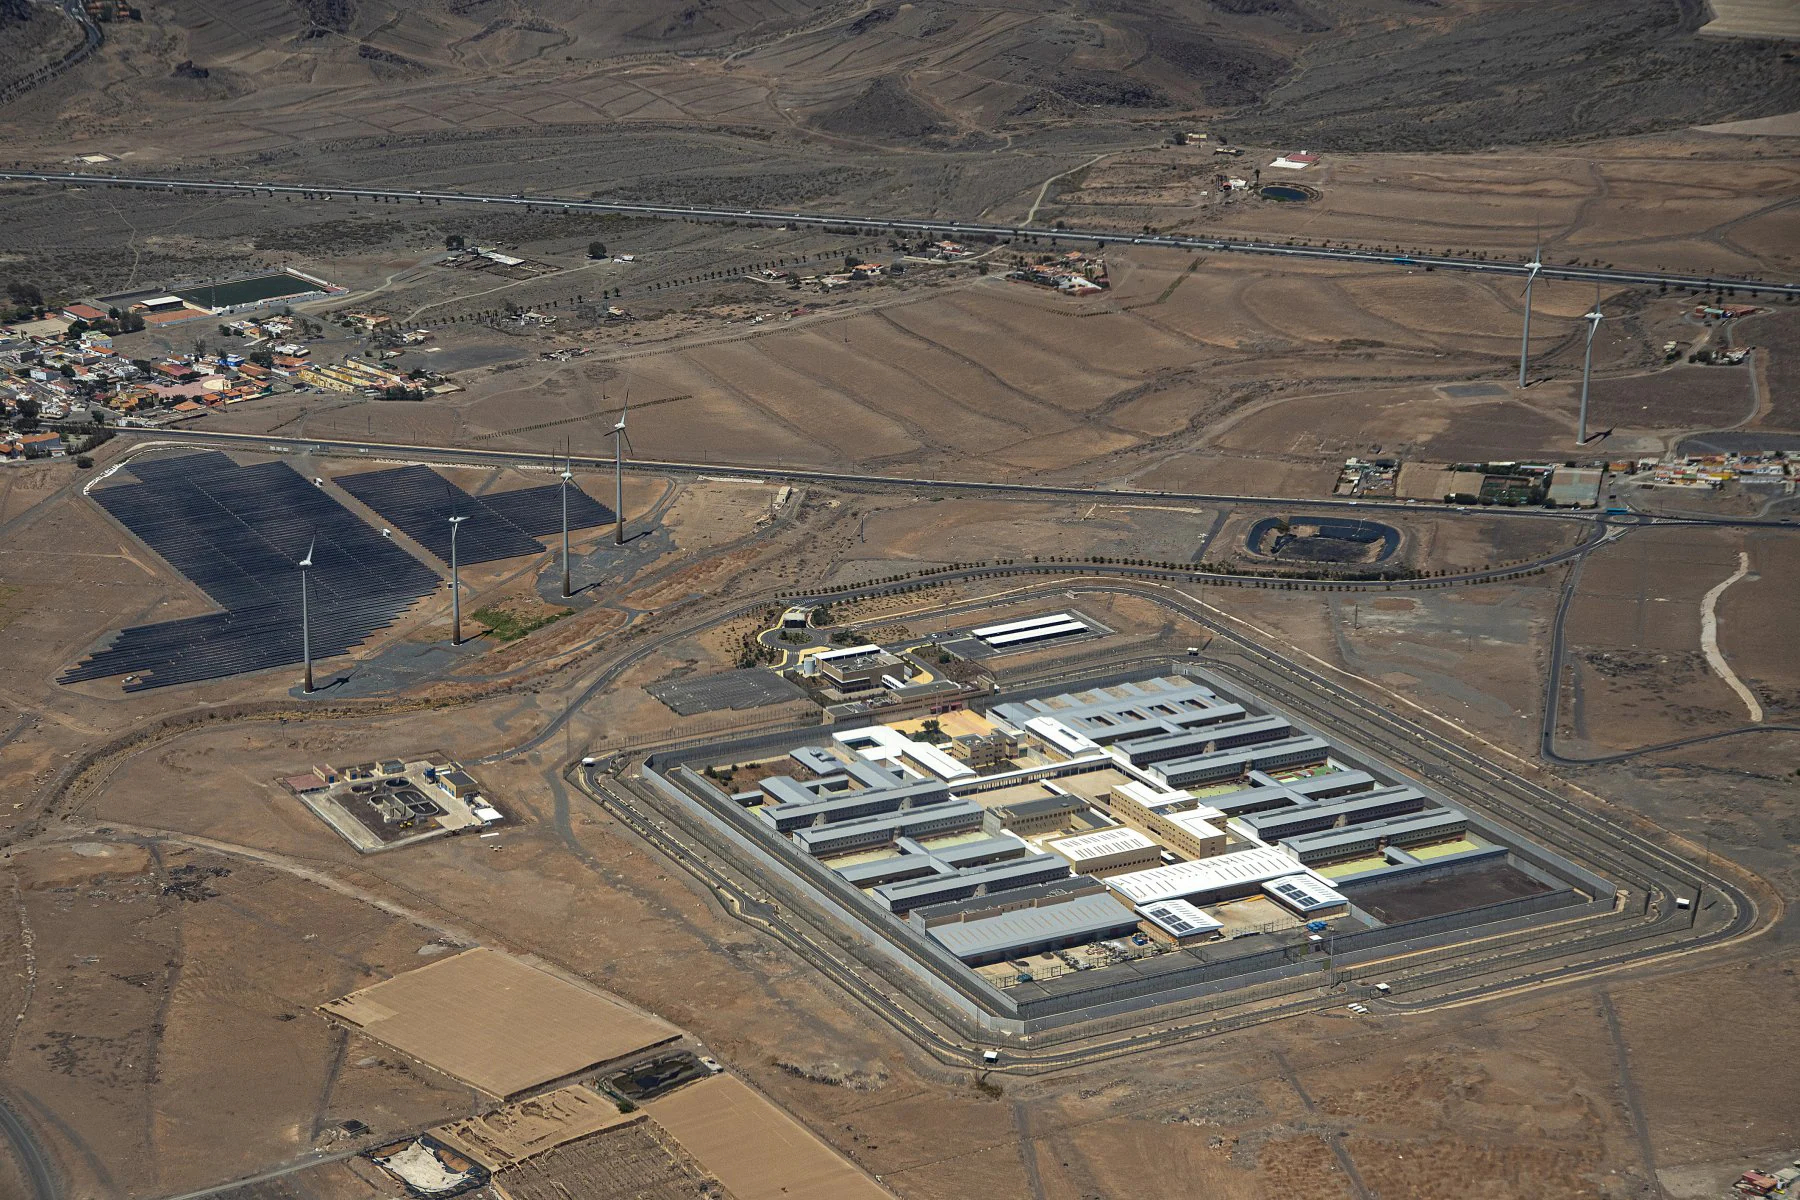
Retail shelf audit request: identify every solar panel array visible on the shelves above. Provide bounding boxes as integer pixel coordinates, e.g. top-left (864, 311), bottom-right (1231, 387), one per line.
top-left (335, 466), bottom-right (612, 565)
top-left (482, 483), bottom-right (613, 538)
top-left (62, 452), bottom-right (442, 692)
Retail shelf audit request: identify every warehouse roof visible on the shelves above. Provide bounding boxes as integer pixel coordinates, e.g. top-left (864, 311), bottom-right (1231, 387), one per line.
top-left (927, 891), bottom-right (1137, 961)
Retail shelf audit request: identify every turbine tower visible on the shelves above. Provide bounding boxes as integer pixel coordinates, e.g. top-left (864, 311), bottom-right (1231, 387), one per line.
top-left (559, 439), bottom-right (574, 598)
top-left (297, 537), bottom-right (315, 694)
top-left (447, 513), bottom-right (468, 644)
top-left (1577, 291), bottom-right (1605, 445)
top-left (610, 396), bottom-right (633, 546)
top-left (1517, 240), bottom-right (1543, 389)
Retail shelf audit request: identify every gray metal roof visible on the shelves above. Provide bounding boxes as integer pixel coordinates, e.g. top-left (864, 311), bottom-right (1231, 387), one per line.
top-left (1241, 785), bottom-right (1427, 839)
top-left (873, 853), bottom-right (1070, 911)
top-left (927, 892), bottom-right (1138, 961)
top-left (1281, 808), bottom-right (1465, 856)
top-left (790, 798), bottom-right (981, 851)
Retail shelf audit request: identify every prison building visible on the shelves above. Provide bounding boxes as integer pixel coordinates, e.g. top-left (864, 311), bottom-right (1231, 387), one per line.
top-left (1149, 736), bottom-right (1330, 789)
top-left (791, 799), bottom-right (983, 856)
top-left (925, 835), bottom-right (1032, 870)
top-left (1158, 809), bottom-right (1228, 861)
top-left (1285, 769), bottom-right (1379, 802)
top-left (1278, 809), bottom-right (1467, 864)
top-left (1022, 715), bottom-right (1103, 757)
top-left (832, 834), bottom-right (1029, 888)
top-left (981, 791), bottom-right (1088, 837)
top-left (834, 854), bottom-right (948, 888)
top-left (1105, 846), bottom-right (1328, 907)
top-left (1262, 874), bottom-right (1348, 918)
top-left (950, 730), bottom-right (1018, 771)
top-left (1136, 898), bottom-right (1225, 946)
top-left (1116, 715), bottom-right (1293, 767)
top-left (873, 853), bottom-right (1072, 914)
top-left (789, 745), bottom-right (843, 776)
top-left (923, 890), bottom-right (1139, 966)
top-left (756, 778), bottom-right (951, 832)
top-left (988, 678), bottom-right (1246, 746)
top-left (1043, 827), bottom-right (1161, 877)
top-left (1239, 786), bottom-right (1429, 843)
top-left (842, 757), bottom-right (907, 788)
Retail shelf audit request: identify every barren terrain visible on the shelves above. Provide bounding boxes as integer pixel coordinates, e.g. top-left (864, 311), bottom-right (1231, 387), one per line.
top-left (2, 2), bottom-right (1798, 1199)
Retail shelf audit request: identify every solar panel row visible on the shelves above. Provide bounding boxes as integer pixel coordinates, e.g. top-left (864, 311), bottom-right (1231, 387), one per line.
top-left (61, 452), bottom-right (441, 692)
top-left (335, 468), bottom-right (614, 565)
top-left (481, 483), bottom-right (613, 539)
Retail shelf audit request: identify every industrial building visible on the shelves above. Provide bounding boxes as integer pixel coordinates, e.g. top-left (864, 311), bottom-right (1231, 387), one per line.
top-left (971, 612), bottom-right (1092, 651)
top-left (921, 889), bottom-right (1139, 966)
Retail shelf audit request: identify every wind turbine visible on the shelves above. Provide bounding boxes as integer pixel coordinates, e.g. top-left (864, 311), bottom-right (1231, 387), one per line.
top-left (297, 536), bottom-right (315, 694)
top-left (559, 438), bottom-right (574, 598)
top-left (1518, 238), bottom-right (1543, 389)
top-left (610, 394), bottom-right (632, 546)
top-left (447, 513), bottom-right (468, 644)
top-left (1577, 290), bottom-right (1604, 445)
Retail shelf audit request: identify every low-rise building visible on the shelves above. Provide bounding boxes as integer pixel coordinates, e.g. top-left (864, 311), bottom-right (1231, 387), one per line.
top-left (1044, 827), bottom-right (1161, 877)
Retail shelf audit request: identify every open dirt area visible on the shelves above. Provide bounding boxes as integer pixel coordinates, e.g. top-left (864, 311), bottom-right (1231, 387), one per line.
top-left (2, 3), bottom-right (1797, 1199)
top-left (321, 948), bottom-right (679, 1098)
top-left (650, 1073), bottom-right (890, 1200)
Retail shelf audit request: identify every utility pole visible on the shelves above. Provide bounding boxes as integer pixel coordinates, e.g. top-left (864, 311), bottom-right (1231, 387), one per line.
top-left (448, 514), bottom-right (467, 644)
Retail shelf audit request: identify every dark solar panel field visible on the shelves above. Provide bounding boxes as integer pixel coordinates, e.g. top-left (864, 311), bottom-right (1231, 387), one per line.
top-left (483, 483), bottom-right (613, 538)
top-left (335, 466), bottom-right (611, 564)
top-left (61, 452), bottom-right (442, 692)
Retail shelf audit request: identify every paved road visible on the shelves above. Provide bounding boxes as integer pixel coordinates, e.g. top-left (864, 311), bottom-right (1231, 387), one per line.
top-left (0, 1093), bottom-right (58, 1200)
top-left (5, 170), bottom-right (1794, 296)
top-left (108, 428), bottom-right (1800, 534)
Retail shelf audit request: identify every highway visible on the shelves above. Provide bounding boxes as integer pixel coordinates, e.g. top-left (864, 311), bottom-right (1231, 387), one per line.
top-left (5, 170), bottom-right (1795, 297)
top-left (109, 428), bottom-right (1800, 534)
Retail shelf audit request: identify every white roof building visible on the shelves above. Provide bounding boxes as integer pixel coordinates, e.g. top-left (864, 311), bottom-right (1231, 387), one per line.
top-left (833, 724), bottom-right (975, 781)
top-left (1136, 898), bottom-right (1224, 940)
top-left (1049, 826), bottom-right (1154, 858)
top-left (1025, 715), bottom-right (1100, 756)
top-left (1104, 846), bottom-right (1326, 906)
